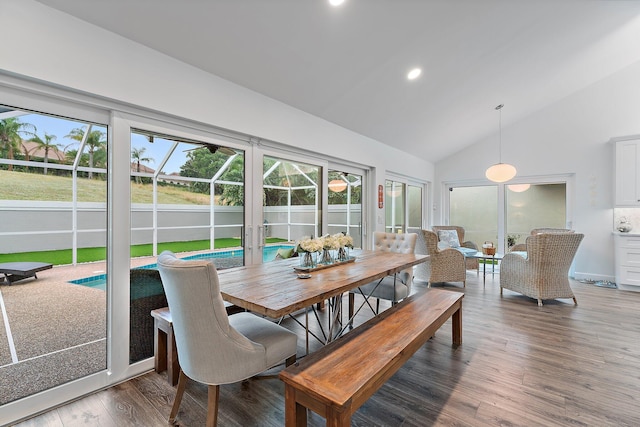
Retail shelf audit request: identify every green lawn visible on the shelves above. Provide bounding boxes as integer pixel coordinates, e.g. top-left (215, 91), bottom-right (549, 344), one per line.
top-left (0, 169), bottom-right (211, 204)
top-left (0, 238), bottom-right (288, 266)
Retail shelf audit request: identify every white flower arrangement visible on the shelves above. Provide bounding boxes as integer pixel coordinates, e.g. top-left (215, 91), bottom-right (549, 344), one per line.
top-left (333, 233), bottom-right (354, 249)
top-left (296, 237), bottom-right (323, 253)
top-left (322, 234), bottom-right (340, 250)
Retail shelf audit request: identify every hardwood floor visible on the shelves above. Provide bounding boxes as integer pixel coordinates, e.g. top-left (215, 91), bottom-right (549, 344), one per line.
top-left (13, 272), bottom-right (640, 426)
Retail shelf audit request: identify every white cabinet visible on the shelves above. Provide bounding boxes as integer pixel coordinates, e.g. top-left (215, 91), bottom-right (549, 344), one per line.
top-left (614, 233), bottom-right (640, 291)
top-left (615, 139), bottom-right (640, 206)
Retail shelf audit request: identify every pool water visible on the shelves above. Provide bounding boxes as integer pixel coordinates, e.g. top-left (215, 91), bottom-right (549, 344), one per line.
top-left (69, 245), bottom-right (294, 291)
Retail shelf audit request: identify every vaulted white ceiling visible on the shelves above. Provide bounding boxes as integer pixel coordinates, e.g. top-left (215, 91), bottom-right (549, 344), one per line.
top-left (36, 0), bottom-right (640, 162)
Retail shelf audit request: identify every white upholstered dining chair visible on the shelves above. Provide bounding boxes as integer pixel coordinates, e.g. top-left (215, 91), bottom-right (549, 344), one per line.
top-left (157, 251), bottom-right (297, 427)
top-left (348, 232), bottom-right (417, 321)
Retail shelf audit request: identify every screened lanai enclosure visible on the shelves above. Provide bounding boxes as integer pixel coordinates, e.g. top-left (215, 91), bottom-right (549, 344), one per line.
top-left (129, 129), bottom-right (364, 267)
top-left (0, 110), bottom-right (364, 267)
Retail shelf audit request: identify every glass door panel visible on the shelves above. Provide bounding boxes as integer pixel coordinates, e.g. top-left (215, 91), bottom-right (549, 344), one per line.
top-left (0, 107), bottom-right (108, 404)
top-left (385, 180), bottom-right (406, 233)
top-left (129, 130), bottom-right (245, 363)
top-left (407, 184), bottom-right (423, 230)
top-left (328, 170), bottom-right (363, 249)
top-left (262, 155), bottom-right (321, 262)
top-left (449, 185), bottom-right (498, 250)
top-left (505, 183), bottom-right (567, 248)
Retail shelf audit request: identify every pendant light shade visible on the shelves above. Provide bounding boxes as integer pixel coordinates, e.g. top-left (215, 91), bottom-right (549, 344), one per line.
top-left (486, 104), bottom-right (516, 183)
top-left (328, 179), bottom-right (348, 192)
top-left (486, 163), bottom-right (517, 182)
top-left (507, 183), bottom-right (531, 192)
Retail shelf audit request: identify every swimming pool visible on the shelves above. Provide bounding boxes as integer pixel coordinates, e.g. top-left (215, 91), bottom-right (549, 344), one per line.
top-left (69, 245), bottom-right (294, 290)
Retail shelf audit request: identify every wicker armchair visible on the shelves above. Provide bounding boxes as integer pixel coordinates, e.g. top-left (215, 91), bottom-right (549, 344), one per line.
top-left (414, 229), bottom-right (466, 287)
top-left (509, 229), bottom-right (573, 253)
top-left (500, 232), bottom-right (584, 306)
top-left (509, 243), bottom-right (527, 252)
top-left (432, 225), bottom-right (478, 271)
top-left (530, 228), bottom-right (574, 235)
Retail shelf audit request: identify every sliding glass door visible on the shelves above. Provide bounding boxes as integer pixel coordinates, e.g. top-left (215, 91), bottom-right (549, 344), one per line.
top-left (385, 180), bottom-right (405, 233)
top-left (386, 178), bottom-right (426, 234)
top-left (261, 154), bottom-right (323, 262)
top-left (447, 178), bottom-right (571, 252)
top-left (129, 127), bottom-right (246, 363)
top-left (505, 182), bottom-right (567, 248)
top-left (0, 103), bottom-right (109, 407)
top-left (448, 185), bottom-right (498, 250)
top-left (328, 169), bottom-right (363, 249)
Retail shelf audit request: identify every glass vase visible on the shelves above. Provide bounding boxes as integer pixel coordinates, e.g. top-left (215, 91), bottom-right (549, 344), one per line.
top-left (337, 246), bottom-right (350, 262)
top-left (319, 248), bottom-right (334, 265)
top-left (300, 252), bottom-right (317, 269)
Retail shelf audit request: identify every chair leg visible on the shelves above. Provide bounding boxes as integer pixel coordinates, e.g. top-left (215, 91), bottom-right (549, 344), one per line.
top-left (169, 370), bottom-right (188, 424)
top-left (285, 354), bottom-right (296, 366)
top-left (375, 298), bottom-right (380, 314)
top-left (206, 384), bottom-right (220, 427)
top-left (537, 298), bottom-right (543, 307)
top-left (572, 297), bottom-right (578, 305)
top-left (500, 287), bottom-right (503, 295)
top-left (427, 281), bottom-right (431, 288)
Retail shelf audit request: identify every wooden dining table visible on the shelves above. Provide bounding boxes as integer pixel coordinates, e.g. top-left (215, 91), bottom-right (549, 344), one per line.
top-left (216, 250), bottom-right (428, 352)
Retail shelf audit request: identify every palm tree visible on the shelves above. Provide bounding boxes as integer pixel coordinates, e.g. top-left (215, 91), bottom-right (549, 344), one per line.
top-left (131, 147), bottom-right (154, 183)
top-left (0, 118), bottom-right (36, 171)
top-left (65, 127), bottom-right (106, 179)
top-left (30, 132), bottom-right (62, 175)
top-left (131, 147), bottom-right (154, 172)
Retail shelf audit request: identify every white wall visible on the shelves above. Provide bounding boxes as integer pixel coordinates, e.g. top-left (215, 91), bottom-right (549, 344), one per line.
top-left (435, 57), bottom-right (640, 282)
top-left (0, 0), bottom-right (433, 202)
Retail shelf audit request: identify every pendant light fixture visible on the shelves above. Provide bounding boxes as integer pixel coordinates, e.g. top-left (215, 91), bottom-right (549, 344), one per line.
top-left (485, 104), bottom-right (517, 183)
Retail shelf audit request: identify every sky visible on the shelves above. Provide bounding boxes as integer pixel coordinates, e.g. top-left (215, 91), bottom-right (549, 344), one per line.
top-left (14, 112), bottom-right (188, 174)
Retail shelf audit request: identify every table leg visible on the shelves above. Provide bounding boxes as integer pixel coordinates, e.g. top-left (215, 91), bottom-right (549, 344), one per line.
top-left (483, 259), bottom-right (487, 287)
top-left (452, 305), bottom-right (462, 345)
top-left (492, 256), bottom-right (496, 278)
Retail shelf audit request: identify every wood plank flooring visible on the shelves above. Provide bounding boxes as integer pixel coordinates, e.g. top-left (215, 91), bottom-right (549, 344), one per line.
top-left (13, 272), bottom-right (640, 426)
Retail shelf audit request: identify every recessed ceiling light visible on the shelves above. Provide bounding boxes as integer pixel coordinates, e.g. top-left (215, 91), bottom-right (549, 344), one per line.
top-left (329, 0), bottom-right (345, 6)
top-left (407, 68), bottom-right (422, 80)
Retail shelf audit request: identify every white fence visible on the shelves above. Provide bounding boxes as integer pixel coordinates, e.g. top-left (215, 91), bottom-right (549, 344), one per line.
top-left (0, 201), bottom-right (362, 254)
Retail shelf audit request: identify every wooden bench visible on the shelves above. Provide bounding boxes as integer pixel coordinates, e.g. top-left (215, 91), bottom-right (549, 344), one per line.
top-left (279, 288), bottom-right (463, 427)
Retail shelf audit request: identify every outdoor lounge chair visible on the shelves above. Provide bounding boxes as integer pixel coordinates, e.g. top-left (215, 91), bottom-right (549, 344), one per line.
top-left (0, 262), bottom-right (52, 284)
